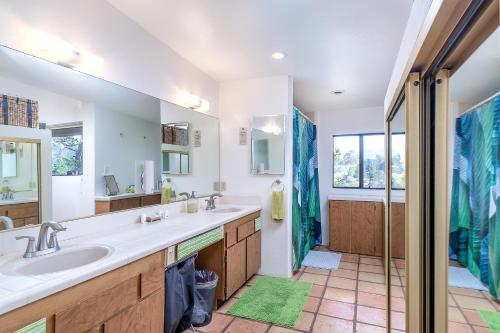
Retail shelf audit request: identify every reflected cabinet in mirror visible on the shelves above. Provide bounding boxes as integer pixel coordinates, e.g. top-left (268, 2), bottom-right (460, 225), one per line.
top-left (251, 115), bottom-right (285, 175)
top-left (0, 44), bottom-right (220, 231)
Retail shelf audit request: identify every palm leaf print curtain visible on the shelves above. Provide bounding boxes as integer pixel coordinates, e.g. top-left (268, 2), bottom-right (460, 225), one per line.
top-left (292, 107), bottom-right (321, 271)
top-left (450, 95), bottom-right (500, 299)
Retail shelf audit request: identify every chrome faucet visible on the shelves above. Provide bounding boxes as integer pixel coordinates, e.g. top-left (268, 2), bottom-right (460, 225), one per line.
top-left (1, 189), bottom-right (14, 200)
top-left (16, 222), bottom-right (67, 258)
top-left (205, 193), bottom-right (223, 210)
top-left (178, 192), bottom-right (190, 200)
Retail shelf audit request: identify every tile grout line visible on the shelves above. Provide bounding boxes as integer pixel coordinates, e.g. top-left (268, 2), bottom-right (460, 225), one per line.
top-left (352, 257), bottom-right (360, 333)
top-left (448, 291), bottom-right (476, 331)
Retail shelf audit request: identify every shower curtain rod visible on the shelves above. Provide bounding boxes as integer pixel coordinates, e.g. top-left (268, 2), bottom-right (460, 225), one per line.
top-left (460, 91), bottom-right (500, 116)
top-left (296, 108), bottom-right (315, 124)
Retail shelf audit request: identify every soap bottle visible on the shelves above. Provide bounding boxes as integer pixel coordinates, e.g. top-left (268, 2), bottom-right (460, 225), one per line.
top-left (186, 191), bottom-right (199, 213)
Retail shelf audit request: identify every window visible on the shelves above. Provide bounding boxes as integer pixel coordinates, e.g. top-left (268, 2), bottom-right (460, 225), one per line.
top-left (391, 133), bottom-right (405, 189)
top-left (333, 136), bottom-right (360, 187)
top-left (333, 133), bottom-right (405, 189)
top-left (51, 126), bottom-right (83, 176)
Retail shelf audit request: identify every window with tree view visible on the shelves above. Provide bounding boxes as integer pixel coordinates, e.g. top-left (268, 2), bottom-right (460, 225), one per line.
top-left (52, 126), bottom-right (83, 176)
top-left (333, 133), bottom-right (405, 189)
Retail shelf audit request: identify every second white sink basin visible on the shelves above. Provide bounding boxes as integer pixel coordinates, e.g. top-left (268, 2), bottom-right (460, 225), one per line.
top-left (211, 207), bottom-right (242, 214)
top-left (6, 245), bottom-right (112, 276)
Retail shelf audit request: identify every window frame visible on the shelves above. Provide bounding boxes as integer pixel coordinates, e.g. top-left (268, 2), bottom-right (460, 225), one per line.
top-left (332, 132), bottom-right (405, 190)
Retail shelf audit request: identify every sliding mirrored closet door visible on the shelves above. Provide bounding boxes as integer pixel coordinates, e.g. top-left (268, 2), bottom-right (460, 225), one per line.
top-left (426, 6), bottom-right (500, 332)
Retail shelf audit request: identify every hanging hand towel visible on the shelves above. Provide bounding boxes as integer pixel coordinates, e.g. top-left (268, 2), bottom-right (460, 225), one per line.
top-left (272, 190), bottom-right (285, 221)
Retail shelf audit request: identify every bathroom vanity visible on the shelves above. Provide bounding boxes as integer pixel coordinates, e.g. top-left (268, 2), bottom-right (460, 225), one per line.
top-left (95, 192), bottom-right (162, 214)
top-left (0, 201), bottom-right (39, 230)
top-left (0, 205), bottom-right (261, 333)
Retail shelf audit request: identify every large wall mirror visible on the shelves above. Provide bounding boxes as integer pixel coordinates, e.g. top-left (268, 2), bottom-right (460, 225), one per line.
top-left (0, 44), bottom-right (220, 231)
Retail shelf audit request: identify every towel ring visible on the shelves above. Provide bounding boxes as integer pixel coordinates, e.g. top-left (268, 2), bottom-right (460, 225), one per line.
top-left (271, 179), bottom-right (284, 191)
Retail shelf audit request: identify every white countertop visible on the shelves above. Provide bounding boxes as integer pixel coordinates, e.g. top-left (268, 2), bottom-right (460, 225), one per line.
top-left (95, 190), bottom-right (162, 201)
top-left (0, 204), bottom-right (260, 315)
top-left (0, 198), bottom-right (38, 206)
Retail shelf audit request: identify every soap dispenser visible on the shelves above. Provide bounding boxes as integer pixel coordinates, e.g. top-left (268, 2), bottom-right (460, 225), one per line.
top-left (186, 191), bottom-right (199, 213)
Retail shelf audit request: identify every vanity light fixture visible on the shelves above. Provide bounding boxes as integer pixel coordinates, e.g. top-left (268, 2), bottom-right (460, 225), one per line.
top-left (30, 30), bottom-right (103, 75)
top-left (330, 90), bottom-right (345, 95)
top-left (271, 51), bottom-right (287, 60)
top-left (177, 92), bottom-right (210, 113)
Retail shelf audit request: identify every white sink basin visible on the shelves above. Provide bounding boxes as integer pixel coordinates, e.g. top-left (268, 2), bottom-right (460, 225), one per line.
top-left (211, 207), bottom-right (242, 214)
top-left (3, 245), bottom-right (112, 276)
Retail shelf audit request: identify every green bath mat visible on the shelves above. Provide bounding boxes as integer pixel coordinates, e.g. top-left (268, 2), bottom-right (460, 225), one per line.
top-left (227, 276), bottom-right (312, 327)
top-left (479, 310), bottom-right (500, 332)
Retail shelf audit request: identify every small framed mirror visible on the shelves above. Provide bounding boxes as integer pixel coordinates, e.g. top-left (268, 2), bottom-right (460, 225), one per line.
top-left (104, 175), bottom-right (119, 196)
top-left (251, 115), bottom-right (285, 175)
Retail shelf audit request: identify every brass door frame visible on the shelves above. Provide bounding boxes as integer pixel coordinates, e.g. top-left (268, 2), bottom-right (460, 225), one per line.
top-left (385, 72), bottom-right (423, 332)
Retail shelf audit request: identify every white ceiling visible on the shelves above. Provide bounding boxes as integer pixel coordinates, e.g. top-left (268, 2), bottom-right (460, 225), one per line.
top-left (106, 0), bottom-right (412, 112)
top-left (0, 46), bottom-right (161, 123)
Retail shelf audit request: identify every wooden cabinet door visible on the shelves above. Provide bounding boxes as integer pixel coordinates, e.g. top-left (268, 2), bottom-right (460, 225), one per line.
top-left (105, 289), bottom-right (163, 333)
top-left (351, 201), bottom-right (383, 255)
top-left (391, 203), bottom-right (405, 258)
top-left (225, 240), bottom-right (246, 298)
top-left (246, 231), bottom-right (261, 280)
top-left (110, 197), bottom-right (141, 212)
top-left (329, 201), bottom-right (351, 252)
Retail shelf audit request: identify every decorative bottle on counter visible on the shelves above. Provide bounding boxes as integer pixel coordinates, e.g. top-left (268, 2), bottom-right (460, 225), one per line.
top-left (186, 191), bottom-right (199, 213)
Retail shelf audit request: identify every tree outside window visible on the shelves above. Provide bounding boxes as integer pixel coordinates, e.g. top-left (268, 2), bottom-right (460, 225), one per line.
top-left (333, 133), bottom-right (405, 189)
top-left (52, 126), bottom-right (83, 176)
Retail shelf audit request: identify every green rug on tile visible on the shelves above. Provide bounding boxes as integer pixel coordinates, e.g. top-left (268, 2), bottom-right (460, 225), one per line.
top-left (479, 310), bottom-right (500, 332)
top-left (227, 276), bottom-right (312, 327)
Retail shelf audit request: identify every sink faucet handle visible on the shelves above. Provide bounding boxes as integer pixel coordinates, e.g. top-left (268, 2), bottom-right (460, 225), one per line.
top-left (46, 221), bottom-right (66, 232)
top-left (16, 236), bottom-right (36, 257)
top-left (48, 230), bottom-right (63, 250)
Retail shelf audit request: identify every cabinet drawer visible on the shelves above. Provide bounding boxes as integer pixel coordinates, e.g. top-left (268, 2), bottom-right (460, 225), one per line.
top-left (225, 226), bottom-right (237, 248)
top-left (177, 226), bottom-right (224, 260)
top-left (141, 194), bottom-right (161, 207)
top-left (55, 276), bottom-right (139, 333)
top-left (7, 203), bottom-right (39, 218)
top-left (110, 197), bottom-right (141, 212)
top-left (237, 220), bottom-right (254, 241)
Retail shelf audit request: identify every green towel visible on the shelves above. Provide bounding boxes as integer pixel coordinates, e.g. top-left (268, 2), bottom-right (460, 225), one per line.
top-left (272, 190), bottom-right (285, 221)
top-left (161, 187), bottom-right (172, 204)
top-left (479, 310), bottom-right (500, 332)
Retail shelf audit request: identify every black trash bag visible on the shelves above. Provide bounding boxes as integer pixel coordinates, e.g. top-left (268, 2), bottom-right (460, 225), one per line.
top-left (192, 269), bottom-right (219, 327)
top-left (164, 256), bottom-right (196, 333)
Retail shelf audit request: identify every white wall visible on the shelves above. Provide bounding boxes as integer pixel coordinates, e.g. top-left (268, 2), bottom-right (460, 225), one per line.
top-left (316, 106), bottom-right (386, 245)
top-left (94, 107), bottom-right (161, 196)
top-left (0, 0), bottom-right (219, 117)
top-left (160, 101), bottom-right (219, 197)
top-left (0, 75), bottom-right (95, 221)
top-left (384, 0), bottom-right (442, 114)
top-left (219, 75), bottom-right (293, 278)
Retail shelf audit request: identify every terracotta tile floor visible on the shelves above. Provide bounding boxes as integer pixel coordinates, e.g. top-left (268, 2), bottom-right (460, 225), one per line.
top-left (186, 252), bottom-right (499, 332)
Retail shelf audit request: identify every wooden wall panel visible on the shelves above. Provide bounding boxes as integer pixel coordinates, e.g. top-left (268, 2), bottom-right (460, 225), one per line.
top-left (351, 201), bottom-right (377, 255)
top-left (329, 200), bottom-right (351, 253)
top-left (391, 202), bottom-right (405, 259)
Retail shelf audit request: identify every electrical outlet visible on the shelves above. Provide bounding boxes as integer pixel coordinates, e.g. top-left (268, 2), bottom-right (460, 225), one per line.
top-left (214, 181), bottom-right (226, 192)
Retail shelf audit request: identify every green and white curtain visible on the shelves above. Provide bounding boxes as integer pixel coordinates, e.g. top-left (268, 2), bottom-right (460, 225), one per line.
top-left (450, 94), bottom-right (500, 299)
top-left (292, 107), bottom-right (321, 271)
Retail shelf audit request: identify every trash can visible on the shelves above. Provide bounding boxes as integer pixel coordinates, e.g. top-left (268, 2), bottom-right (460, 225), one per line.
top-left (192, 269), bottom-right (219, 327)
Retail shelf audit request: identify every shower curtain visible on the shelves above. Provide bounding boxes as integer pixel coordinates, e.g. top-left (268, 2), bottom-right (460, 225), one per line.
top-left (292, 107), bottom-right (321, 271)
top-left (450, 94), bottom-right (500, 299)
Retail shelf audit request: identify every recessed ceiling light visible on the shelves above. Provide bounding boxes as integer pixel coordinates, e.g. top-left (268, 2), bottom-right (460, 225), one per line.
top-left (330, 90), bottom-right (345, 95)
top-left (271, 51), bottom-right (287, 60)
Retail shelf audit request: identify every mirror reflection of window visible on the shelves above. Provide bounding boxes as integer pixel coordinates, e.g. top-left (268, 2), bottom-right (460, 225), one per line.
top-left (1, 142), bottom-right (17, 178)
top-left (51, 126), bottom-right (83, 176)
